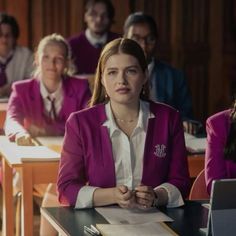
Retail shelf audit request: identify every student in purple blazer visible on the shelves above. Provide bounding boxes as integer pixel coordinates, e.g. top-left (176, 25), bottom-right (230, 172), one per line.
top-left (68, 0), bottom-right (119, 75)
top-left (5, 33), bottom-right (91, 145)
top-left (205, 104), bottom-right (236, 194)
top-left (57, 38), bottom-right (190, 210)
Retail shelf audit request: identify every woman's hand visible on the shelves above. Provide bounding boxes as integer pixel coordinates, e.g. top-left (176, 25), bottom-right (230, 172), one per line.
top-left (15, 133), bottom-right (35, 146)
top-left (114, 185), bottom-right (136, 208)
top-left (28, 124), bottom-right (46, 136)
top-left (134, 185), bottom-right (156, 209)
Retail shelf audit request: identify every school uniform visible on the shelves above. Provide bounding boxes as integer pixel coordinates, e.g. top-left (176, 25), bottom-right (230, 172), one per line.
top-left (149, 59), bottom-right (193, 121)
top-left (57, 100), bottom-right (190, 207)
top-left (205, 109), bottom-right (236, 194)
top-left (5, 76), bottom-right (91, 141)
top-left (68, 30), bottom-right (119, 74)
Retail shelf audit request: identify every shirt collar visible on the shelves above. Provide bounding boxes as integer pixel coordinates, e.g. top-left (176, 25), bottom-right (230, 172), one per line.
top-left (85, 28), bottom-right (107, 47)
top-left (40, 79), bottom-right (63, 100)
top-left (103, 101), bottom-right (155, 137)
top-left (0, 50), bottom-right (14, 63)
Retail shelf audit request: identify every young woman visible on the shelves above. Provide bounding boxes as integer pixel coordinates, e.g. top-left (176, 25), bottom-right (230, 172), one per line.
top-left (205, 101), bottom-right (236, 194)
top-left (57, 38), bottom-right (190, 210)
top-left (5, 33), bottom-right (91, 145)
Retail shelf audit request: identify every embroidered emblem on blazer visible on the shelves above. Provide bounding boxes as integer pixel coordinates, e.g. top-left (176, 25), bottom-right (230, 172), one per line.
top-left (154, 144), bottom-right (166, 158)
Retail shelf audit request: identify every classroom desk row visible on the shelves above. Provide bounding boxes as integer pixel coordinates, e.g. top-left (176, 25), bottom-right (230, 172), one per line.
top-left (0, 135), bottom-right (204, 236)
top-left (41, 200), bottom-right (208, 236)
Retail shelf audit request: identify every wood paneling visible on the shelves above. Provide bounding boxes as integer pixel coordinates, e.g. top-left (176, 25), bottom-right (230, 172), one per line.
top-left (0, 0), bottom-right (235, 122)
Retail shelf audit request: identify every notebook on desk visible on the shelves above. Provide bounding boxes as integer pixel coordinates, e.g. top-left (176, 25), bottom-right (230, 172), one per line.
top-left (184, 133), bottom-right (206, 153)
top-left (16, 146), bottom-right (60, 162)
top-left (201, 179), bottom-right (236, 236)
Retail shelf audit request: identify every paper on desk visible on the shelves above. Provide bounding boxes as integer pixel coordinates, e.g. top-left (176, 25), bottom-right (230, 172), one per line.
top-left (36, 136), bottom-right (64, 146)
top-left (15, 146), bottom-right (60, 162)
top-left (96, 222), bottom-right (178, 236)
top-left (0, 97), bottom-right (8, 103)
top-left (95, 206), bottom-right (173, 224)
top-left (184, 133), bottom-right (206, 153)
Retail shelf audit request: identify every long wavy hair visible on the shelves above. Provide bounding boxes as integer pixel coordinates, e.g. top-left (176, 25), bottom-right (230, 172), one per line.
top-left (224, 100), bottom-right (236, 162)
top-left (89, 38), bottom-right (150, 107)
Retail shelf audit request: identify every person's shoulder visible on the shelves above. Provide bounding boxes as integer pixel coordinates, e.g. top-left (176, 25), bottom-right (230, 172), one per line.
top-left (107, 31), bottom-right (121, 40)
top-left (68, 32), bottom-right (86, 44)
top-left (207, 109), bottom-right (231, 125)
top-left (149, 100), bottom-right (179, 115)
top-left (155, 60), bottom-right (182, 73)
top-left (65, 76), bottom-right (89, 86)
top-left (12, 78), bottom-right (37, 91)
top-left (68, 104), bottom-right (105, 123)
top-left (14, 45), bottom-right (32, 55)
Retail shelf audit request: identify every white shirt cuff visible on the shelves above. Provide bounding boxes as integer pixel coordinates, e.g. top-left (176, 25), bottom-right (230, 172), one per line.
top-left (155, 183), bottom-right (184, 208)
top-left (74, 186), bottom-right (98, 209)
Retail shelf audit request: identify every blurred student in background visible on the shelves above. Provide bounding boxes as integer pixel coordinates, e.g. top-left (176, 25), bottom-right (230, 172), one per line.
top-left (4, 33), bottom-right (91, 236)
top-left (123, 12), bottom-right (199, 134)
top-left (5, 33), bottom-right (91, 145)
top-left (205, 100), bottom-right (236, 194)
top-left (0, 13), bottom-right (34, 97)
top-left (68, 0), bottom-right (119, 75)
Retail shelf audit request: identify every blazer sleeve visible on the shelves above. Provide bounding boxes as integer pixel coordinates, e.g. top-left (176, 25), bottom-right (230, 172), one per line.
top-left (167, 110), bottom-right (191, 198)
top-left (57, 113), bottom-right (87, 206)
top-left (4, 83), bottom-right (28, 141)
top-left (205, 117), bottom-right (227, 194)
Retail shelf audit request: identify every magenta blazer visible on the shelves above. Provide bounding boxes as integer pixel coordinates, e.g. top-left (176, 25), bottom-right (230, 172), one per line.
top-left (5, 77), bottom-right (91, 140)
top-left (205, 109), bottom-right (236, 194)
top-left (57, 101), bottom-right (190, 206)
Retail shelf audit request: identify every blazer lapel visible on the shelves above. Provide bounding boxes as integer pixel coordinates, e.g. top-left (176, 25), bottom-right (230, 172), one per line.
top-left (99, 112), bottom-right (116, 186)
top-left (58, 79), bottom-right (77, 119)
top-left (30, 79), bottom-right (44, 123)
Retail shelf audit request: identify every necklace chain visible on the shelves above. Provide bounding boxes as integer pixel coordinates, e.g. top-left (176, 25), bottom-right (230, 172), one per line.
top-left (114, 117), bottom-right (137, 123)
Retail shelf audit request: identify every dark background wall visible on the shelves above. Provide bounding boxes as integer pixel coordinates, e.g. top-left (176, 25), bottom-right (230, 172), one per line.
top-left (0, 0), bottom-right (235, 123)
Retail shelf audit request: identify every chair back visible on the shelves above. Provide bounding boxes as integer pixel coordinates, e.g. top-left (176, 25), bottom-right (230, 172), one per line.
top-left (189, 169), bottom-right (209, 200)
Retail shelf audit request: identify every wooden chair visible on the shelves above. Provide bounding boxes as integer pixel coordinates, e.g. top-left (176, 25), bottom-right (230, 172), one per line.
top-left (189, 169), bottom-right (210, 200)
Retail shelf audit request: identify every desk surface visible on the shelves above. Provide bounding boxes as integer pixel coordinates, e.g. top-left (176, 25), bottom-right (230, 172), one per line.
top-left (41, 200), bottom-right (208, 236)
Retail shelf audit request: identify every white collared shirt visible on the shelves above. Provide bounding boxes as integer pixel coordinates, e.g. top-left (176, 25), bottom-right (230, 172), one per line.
top-left (85, 28), bottom-right (107, 47)
top-left (75, 101), bottom-right (184, 208)
top-left (40, 79), bottom-right (63, 116)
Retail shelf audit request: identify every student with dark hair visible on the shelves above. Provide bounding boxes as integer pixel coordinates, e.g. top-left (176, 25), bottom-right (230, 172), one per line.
top-left (68, 0), bottom-right (119, 75)
top-left (0, 13), bottom-right (34, 97)
top-left (205, 100), bottom-right (236, 194)
top-left (124, 12), bottom-right (197, 134)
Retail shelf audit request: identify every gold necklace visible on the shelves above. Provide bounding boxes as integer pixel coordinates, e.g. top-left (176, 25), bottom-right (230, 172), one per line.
top-left (114, 117), bottom-right (137, 123)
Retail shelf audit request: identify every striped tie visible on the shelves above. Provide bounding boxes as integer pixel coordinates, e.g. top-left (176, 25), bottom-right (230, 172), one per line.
top-left (47, 96), bottom-right (57, 120)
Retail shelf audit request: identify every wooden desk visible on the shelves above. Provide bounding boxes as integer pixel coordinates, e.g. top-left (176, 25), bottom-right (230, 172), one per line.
top-left (0, 102), bottom-right (7, 129)
top-left (0, 136), bottom-right (61, 236)
top-left (41, 200), bottom-right (208, 236)
top-left (0, 134), bottom-right (204, 236)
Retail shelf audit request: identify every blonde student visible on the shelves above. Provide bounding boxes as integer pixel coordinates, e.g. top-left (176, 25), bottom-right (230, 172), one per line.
top-left (5, 33), bottom-right (91, 144)
top-left (4, 33), bottom-right (91, 236)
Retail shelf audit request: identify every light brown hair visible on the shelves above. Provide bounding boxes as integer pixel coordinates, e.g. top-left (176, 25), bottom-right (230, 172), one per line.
top-left (90, 38), bottom-right (149, 107)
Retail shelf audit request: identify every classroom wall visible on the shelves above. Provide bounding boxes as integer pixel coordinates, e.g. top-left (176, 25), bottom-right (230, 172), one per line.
top-left (0, 0), bottom-right (235, 123)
